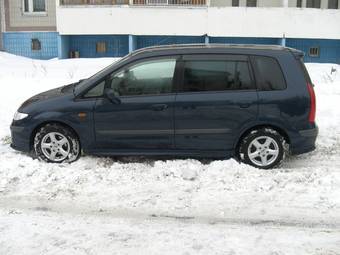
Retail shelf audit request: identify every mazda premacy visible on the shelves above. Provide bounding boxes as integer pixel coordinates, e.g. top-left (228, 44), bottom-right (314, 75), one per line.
top-left (10, 44), bottom-right (318, 169)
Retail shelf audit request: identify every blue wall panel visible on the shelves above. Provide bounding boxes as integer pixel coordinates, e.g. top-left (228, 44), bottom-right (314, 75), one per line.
top-left (209, 37), bottom-right (281, 45)
top-left (3, 32), bottom-right (58, 59)
top-left (136, 35), bottom-right (205, 49)
top-left (69, 35), bottom-right (129, 58)
top-left (286, 38), bottom-right (340, 63)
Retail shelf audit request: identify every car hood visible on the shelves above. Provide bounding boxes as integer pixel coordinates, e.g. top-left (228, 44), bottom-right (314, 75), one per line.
top-left (20, 83), bottom-right (75, 109)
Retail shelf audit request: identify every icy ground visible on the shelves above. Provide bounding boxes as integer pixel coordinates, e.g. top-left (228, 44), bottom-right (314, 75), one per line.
top-left (0, 52), bottom-right (340, 254)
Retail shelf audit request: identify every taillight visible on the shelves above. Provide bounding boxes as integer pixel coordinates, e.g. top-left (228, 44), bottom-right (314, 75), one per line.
top-left (307, 82), bottom-right (316, 124)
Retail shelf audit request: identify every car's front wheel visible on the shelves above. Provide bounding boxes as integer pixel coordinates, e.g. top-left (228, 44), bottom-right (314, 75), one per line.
top-left (238, 128), bottom-right (286, 169)
top-left (34, 123), bottom-right (80, 163)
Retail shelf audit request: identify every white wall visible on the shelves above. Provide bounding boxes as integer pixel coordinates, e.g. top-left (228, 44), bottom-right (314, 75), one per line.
top-left (56, 6), bottom-right (340, 39)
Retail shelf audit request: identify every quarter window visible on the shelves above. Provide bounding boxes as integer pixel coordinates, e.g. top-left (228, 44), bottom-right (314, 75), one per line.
top-left (181, 60), bottom-right (254, 92)
top-left (251, 56), bottom-right (286, 91)
top-left (83, 80), bottom-right (105, 98)
top-left (109, 59), bottom-right (176, 96)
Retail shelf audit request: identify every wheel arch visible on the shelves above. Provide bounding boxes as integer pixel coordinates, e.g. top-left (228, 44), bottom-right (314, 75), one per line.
top-left (30, 120), bottom-right (81, 151)
top-left (234, 123), bottom-right (291, 155)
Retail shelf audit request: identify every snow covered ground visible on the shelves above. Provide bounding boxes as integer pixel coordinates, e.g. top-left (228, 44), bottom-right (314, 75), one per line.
top-left (0, 52), bottom-right (340, 254)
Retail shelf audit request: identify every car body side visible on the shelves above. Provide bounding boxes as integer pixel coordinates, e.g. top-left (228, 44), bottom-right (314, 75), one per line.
top-left (10, 46), bottom-right (318, 159)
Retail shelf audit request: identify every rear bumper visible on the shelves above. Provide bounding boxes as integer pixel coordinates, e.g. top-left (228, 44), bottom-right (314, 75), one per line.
top-left (10, 124), bottom-right (31, 153)
top-left (290, 126), bottom-right (318, 155)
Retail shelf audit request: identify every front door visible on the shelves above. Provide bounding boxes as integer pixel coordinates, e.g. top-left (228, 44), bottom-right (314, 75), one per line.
top-left (93, 57), bottom-right (179, 151)
top-left (174, 55), bottom-right (258, 152)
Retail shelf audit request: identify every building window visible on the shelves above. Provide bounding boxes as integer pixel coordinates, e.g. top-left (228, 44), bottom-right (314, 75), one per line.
top-left (232, 0), bottom-right (240, 6)
top-left (96, 42), bottom-right (107, 53)
top-left (306, 0), bottom-right (321, 8)
top-left (23, 0), bottom-right (46, 13)
top-left (297, 0), bottom-right (302, 7)
top-left (328, 0), bottom-right (339, 9)
top-left (246, 0), bottom-right (257, 7)
top-left (309, 47), bottom-right (320, 57)
top-left (31, 39), bottom-right (41, 51)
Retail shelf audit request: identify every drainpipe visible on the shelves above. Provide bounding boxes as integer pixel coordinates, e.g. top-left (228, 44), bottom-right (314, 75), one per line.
top-left (204, 34), bottom-right (209, 44)
top-left (281, 33), bottom-right (286, 47)
top-left (129, 34), bottom-right (136, 53)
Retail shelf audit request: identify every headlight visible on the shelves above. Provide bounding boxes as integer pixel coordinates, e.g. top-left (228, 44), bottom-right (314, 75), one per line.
top-left (13, 111), bottom-right (28, 121)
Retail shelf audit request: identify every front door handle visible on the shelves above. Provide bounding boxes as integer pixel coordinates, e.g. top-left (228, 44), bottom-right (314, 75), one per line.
top-left (239, 103), bottom-right (251, 109)
top-left (151, 104), bottom-right (168, 111)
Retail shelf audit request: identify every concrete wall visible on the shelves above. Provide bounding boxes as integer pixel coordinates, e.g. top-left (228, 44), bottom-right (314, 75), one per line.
top-left (57, 6), bottom-right (340, 40)
top-left (4, 0), bottom-right (56, 31)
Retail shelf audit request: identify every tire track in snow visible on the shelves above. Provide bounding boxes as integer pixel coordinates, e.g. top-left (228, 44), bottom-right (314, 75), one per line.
top-left (1, 196), bottom-right (340, 231)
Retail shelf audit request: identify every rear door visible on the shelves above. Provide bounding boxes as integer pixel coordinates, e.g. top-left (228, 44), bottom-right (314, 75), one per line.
top-left (174, 54), bottom-right (258, 152)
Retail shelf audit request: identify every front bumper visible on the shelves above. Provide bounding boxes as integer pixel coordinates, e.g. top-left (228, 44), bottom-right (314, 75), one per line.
top-left (290, 125), bottom-right (319, 155)
top-left (10, 124), bottom-right (32, 153)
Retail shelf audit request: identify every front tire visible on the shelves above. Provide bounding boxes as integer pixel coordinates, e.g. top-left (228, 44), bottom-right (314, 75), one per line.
top-left (238, 128), bottom-right (286, 169)
top-left (34, 123), bottom-right (80, 163)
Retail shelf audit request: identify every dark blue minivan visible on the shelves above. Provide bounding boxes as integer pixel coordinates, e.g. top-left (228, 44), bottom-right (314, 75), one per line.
top-left (10, 44), bottom-right (318, 169)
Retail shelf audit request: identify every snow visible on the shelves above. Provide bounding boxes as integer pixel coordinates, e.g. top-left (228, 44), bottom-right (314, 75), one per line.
top-left (0, 52), bottom-right (340, 254)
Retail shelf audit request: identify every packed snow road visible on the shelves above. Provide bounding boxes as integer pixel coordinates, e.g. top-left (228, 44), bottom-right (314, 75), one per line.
top-left (0, 52), bottom-right (340, 254)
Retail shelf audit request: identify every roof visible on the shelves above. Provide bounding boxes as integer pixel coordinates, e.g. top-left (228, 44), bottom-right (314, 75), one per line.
top-left (128, 43), bottom-right (303, 59)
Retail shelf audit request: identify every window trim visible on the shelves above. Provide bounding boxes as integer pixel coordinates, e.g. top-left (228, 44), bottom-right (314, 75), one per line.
top-left (22, 0), bottom-right (47, 15)
top-left (177, 54), bottom-right (257, 94)
top-left (77, 55), bottom-right (181, 100)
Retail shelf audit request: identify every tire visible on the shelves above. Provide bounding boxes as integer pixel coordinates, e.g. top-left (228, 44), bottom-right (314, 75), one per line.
top-left (238, 128), bottom-right (286, 169)
top-left (34, 123), bottom-right (80, 163)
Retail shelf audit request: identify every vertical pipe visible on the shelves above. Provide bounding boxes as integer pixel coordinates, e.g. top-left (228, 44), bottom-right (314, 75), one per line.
top-left (129, 34), bottom-right (136, 53)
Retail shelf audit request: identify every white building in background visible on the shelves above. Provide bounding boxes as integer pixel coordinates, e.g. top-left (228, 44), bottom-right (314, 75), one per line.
top-left (1, 0), bottom-right (340, 62)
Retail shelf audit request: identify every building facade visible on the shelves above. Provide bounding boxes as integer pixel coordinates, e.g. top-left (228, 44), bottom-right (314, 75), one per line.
top-left (1, 0), bottom-right (340, 62)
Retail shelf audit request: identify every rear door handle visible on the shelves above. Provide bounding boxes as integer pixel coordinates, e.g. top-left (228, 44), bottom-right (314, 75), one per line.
top-left (151, 104), bottom-right (168, 111)
top-left (239, 103), bottom-right (251, 108)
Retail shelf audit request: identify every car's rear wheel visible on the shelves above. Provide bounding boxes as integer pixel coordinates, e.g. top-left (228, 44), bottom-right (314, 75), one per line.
top-left (34, 123), bottom-right (80, 163)
top-left (238, 128), bottom-right (286, 169)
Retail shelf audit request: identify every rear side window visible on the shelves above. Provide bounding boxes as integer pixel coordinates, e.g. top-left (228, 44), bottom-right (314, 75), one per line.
top-left (181, 60), bottom-right (254, 92)
top-left (251, 56), bottom-right (286, 91)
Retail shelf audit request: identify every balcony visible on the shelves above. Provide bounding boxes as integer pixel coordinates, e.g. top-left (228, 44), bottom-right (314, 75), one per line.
top-left (59, 0), bottom-right (207, 6)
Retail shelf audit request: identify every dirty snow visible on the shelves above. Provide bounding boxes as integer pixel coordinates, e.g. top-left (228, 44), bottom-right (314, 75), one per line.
top-left (0, 52), bottom-right (340, 254)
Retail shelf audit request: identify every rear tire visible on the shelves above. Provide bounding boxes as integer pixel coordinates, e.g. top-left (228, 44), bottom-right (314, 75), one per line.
top-left (34, 123), bottom-right (80, 163)
top-left (238, 128), bottom-right (286, 169)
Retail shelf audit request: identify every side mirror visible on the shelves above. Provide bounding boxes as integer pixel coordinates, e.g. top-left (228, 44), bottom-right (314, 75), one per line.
top-left (104, 88), bottom-right (121, 104)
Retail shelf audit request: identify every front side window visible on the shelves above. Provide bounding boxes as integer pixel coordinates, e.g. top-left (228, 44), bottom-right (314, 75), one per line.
top-left (24, 0), bottom-right (46, 13)
top-left (181, 60), bottom-right (254, 92)
top-left (109, 59), bottom-right (176, 96)
top-left (251, 56), bottom-right (286, 91)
